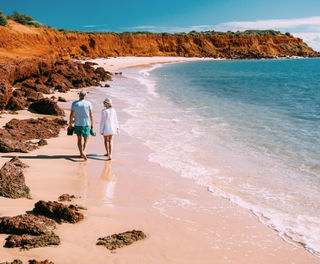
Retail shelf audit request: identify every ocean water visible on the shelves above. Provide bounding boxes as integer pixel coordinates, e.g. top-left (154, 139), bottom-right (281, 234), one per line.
top-left (105, 58), bottom-right (320, 257)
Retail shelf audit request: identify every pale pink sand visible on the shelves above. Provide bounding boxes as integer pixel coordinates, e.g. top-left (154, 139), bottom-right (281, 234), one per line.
top-left (0, 57), bottom-right (319, 264)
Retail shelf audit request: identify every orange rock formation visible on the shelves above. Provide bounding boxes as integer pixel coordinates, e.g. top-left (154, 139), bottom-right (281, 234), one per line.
top-left (0, 20), bottom-right (318, 63)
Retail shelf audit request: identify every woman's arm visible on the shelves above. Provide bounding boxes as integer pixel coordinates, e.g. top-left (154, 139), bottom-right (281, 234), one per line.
top-left (100, 110), bottom-right (105, 135)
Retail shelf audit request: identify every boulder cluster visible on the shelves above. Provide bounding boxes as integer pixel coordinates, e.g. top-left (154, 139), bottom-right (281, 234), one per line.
top-left (0, 260), bottom-right (54, 264)
top-left (0, 200), bottom-right (85, 250)
top-left (0, 118), bottom-right (67, 153)
top-left (0, 60), bottom-right (112, 113)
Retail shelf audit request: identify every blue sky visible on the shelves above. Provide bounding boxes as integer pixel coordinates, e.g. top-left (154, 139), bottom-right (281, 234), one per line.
top-left (1, 0), bottom-right (320, 50)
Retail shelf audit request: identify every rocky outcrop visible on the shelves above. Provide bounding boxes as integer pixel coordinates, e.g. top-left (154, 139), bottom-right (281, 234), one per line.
top-left (21, 79), bottom-right (53, 94)
top-left (29, 98), bottom-right (65, 116)
top-left (0, 118), bottom-right (66, 153)
top-left (0, 214), bottom-right (56, 235)
top-left (2, 118), bottom-right (66, 140)
top-left (0, 260), bottom-right (23, 264)
top-left (4, 233), bottom-right (60, 249)
top-left (0, 80), bottom-right (13, 109)
top-left (0, 58), bottom-right (112, 110)
top-left (33, 200), bottom-right (84, 223)
top-left (0, 260), bottom-right (54, 264)
top-left (0, 138), bottom-right (38, 153)
top-left (0, 210), bottom-right (60, 250)
top-left (0, 157), bottom-right (30, 198)
top-left (0, 20), bottom-right (318, 62)
top-left (97, 230), bottom-right (146, 250)
top-left (29, 261), bottom-right (55, 264)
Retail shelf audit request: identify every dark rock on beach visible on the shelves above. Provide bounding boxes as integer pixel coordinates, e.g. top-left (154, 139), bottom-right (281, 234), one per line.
top-left (3, 118), bottom-right (67, 141)
top-left (0, 260), bottom-right (23, 264)
top-left (57, 96), bottom-right (66, 102)
top-left (0, 157), bottom-right (30, 198)
top-left (1, 59), bottom-right (112, 110)
top-left (33, 200), bottom-right (84, 223)
top-left (29, 98), bottom-right (65, 116)
top-left (4, 232), bottom-right (60, 250)
top-left (6, 96), bottom-right (27, 111)
top-left (0, 138), bottom-right (38, 153)
top-left (0, 214), bottom-right (56, 235)
top-left (95, 67), bottom-right (112, 81)
top-left (0, 118), bottom-right (66, 153)
top-left (0, 80), bottom-right (13, 110)
top-left (58, 194), bottom-right (79, 202)
top-left (37, 139), bottom-right (48, 146)
top-left (29, 260), bottom-right (55, 264)
top-left (21, 79), bottom-right (53, 95)
top-left (96, 230), bottom-right (146, 250)
top-left (0, 208), bottom-right (61, 250)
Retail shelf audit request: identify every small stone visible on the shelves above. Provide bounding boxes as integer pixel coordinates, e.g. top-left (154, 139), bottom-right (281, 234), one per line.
top-left (58, 194), bottom-right (77, 202)
top-left (38, 139), bottom-right (48, 146)
top-left (57, 97), bottom-right (66, 102)
top-left (97, 230), bottom-right (146, 250)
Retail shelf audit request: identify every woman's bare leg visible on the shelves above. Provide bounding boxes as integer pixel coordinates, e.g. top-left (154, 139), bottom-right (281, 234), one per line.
top-left (108, 135), bottom-right (113, 160)
top-left (104, 136), bottom-right (109, 157)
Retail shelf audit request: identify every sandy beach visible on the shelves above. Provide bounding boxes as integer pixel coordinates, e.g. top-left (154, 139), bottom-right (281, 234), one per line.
top-left (0, 57), bottom-right (319, 264)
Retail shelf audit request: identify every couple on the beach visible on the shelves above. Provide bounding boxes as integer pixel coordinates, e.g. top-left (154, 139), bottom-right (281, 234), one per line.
top-left (68, 91), bottom-right (119, 160)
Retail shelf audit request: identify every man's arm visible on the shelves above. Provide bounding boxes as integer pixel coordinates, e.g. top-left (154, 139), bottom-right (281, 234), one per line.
top-left (69, 110), bottom-right (75, 127)
top-left (89, 109), bottom-right (93, 129)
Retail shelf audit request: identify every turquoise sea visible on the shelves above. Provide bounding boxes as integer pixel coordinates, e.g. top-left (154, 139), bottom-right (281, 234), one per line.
top-left (107, 58), bottom-right (320, 257)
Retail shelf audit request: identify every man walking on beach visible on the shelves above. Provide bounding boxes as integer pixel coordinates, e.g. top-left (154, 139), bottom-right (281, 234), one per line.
top-left (69, 91), bottom-right (93, 160)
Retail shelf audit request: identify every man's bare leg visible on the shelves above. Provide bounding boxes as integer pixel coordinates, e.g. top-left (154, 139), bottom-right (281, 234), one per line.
top-left (77, 136), bottom-right (87, 160)
top-left (83, 136), bottom-right (88, 153)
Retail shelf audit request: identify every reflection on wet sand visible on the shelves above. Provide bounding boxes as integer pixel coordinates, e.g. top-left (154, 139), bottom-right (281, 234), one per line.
top-left (76, 160), bottom-right (116, 205)
top-left (98, 160), bottom-right (116, 203)
top-left (75, 162), bottom-right (88, 198)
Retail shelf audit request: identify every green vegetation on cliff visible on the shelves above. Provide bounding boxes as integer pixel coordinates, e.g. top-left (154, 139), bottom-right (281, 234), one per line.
top-left (0, 11), bottom-right (8, 26)
top-left (56, 28), bottom-right (286, 37)
top-left (7, 11), bottom-right (42, 28)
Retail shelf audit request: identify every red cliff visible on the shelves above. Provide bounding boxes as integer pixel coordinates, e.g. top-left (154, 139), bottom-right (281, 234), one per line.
top-left (0, 20), bottom-right (318, 63)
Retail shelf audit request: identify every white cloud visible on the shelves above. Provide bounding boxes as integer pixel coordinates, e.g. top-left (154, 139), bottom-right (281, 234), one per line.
top-left (215, 16), bottom-right (320, 31)
top-left (293, 32), bottom-right (320, 51)
top-left (83, 25), bottom-right (97, 28)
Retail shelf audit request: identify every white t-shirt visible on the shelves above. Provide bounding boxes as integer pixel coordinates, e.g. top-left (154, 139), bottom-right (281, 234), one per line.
top-left (100, 108), bottom-right (119, 135)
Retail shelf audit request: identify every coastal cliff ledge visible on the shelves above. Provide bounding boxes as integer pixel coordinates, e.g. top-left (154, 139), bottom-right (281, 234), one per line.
top-left (0, 20), bottom-right (319, 63)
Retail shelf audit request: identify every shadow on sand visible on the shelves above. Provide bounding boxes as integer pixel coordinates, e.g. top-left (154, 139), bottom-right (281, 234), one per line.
top-left (2, 154), bottom-right (109, 162)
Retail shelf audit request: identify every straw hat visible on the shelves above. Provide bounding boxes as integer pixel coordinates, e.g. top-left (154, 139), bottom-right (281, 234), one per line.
top-left (103, 97), bottom-right (112, 105)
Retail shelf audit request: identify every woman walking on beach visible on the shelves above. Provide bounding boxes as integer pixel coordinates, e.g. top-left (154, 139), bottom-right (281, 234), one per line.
top-left (100, 98), bottom-right (119, 160)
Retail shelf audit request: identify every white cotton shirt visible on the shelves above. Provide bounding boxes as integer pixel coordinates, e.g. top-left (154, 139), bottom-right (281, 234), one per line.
top-left (100, 107), bottom-right (119, 136)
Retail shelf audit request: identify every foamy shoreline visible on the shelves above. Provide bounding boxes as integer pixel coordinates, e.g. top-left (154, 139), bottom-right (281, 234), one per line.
top-left (0, 57), bottom-right (319, 263)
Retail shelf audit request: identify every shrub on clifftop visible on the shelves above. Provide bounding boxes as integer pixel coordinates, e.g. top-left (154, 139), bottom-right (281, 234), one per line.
top-left (0, 12), bottom-right (7, 26)
top-left (7, 11), bottom-right (42, 28)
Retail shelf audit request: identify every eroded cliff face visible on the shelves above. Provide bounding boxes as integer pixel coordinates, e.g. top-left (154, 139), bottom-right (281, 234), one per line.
top-left (0, 20), bottom-right (318, 63)
top-left (0, 20), bottom-right (318, 107)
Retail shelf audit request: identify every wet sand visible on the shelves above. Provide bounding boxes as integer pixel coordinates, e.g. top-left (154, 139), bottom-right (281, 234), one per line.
top-left (0, 57), bottom-right (319, 264)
